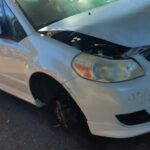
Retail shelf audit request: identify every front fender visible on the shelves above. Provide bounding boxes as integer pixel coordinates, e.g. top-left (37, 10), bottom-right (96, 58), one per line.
top-left (21, 33), bottom-right (80, 83)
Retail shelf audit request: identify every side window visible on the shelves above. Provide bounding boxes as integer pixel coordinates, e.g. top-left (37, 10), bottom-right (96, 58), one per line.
top-left (0, 2), bottom-right (26, 41)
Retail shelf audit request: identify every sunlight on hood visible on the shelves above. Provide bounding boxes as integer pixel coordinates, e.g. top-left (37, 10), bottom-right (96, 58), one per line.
top-left (39, 0), bottom-right (150, 47)
top-left (16, 0), bottom-right (117, 29)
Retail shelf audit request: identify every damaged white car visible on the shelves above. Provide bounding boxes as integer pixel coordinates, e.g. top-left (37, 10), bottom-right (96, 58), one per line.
top-left (0, 0), bottom-right (150, 138)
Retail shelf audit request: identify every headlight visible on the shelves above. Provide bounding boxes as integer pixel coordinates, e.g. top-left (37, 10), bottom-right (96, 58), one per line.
top-left (72, 53), bottom-right (144, 82)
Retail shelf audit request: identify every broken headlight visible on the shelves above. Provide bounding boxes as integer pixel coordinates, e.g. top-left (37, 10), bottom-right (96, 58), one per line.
top-left (72, 53), bottom-right (144, 82)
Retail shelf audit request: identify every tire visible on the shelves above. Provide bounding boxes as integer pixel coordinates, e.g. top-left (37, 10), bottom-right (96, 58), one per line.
top-left (53, 91), bottom-right (87, 130)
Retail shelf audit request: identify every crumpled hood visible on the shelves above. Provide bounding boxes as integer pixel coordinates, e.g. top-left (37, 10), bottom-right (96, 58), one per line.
top-left (40, 0), bottom-right (150, 48)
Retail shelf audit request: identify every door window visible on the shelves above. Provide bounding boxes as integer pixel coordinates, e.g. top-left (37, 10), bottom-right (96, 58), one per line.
top-left (0, 1), bottom-right (26, 41)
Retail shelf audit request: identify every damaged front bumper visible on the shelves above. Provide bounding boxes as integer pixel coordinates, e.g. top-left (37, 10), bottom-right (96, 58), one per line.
top-left (63, 54), bottom-right (150, 138)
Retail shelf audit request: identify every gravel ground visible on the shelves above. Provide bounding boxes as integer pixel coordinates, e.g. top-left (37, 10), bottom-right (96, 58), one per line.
top-left (0, 90), bottom-right (150, 150)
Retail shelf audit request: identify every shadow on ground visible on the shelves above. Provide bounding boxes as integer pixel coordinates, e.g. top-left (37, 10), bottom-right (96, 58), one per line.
top-left (0, 90), bottom-right (149, 150)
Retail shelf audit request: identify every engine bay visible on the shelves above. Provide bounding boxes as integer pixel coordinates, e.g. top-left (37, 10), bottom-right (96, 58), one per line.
top-left (42, 31), bottom-right (129, 59)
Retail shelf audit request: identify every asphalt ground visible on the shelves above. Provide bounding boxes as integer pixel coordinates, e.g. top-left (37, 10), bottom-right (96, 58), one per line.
top-left (0, 90), bottom-right (150, 150)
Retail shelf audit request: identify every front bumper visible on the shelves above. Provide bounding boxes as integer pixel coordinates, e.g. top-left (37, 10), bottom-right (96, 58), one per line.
top-left (64, 75), bottom-right (150, 138)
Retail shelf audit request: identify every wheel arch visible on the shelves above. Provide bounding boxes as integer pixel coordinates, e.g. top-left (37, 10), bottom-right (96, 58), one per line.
top-left (29, 72), bottom-right (87, 120)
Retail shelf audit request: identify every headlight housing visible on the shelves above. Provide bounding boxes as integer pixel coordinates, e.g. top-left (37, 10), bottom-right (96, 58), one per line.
top-left (72, 53), bottom-right (144, 83)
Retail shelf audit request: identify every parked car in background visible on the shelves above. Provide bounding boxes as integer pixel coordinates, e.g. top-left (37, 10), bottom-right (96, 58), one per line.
top-left (0, 0), bottom-right (150, 138)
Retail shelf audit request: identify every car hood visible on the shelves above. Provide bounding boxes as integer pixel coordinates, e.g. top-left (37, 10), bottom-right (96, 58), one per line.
top-left (39, 0), bottom-right (150, 48)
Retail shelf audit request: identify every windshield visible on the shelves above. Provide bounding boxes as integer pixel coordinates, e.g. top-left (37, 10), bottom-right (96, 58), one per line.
top-left (16, 0), bottom-right (117, 30)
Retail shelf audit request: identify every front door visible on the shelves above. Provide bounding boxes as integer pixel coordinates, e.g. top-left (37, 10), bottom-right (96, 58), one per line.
top-left (0, 1), bottom-right (29, 94)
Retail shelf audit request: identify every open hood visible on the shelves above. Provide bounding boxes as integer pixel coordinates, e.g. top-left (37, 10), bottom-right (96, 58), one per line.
top-left (40, 0), bottom-right (150, 48)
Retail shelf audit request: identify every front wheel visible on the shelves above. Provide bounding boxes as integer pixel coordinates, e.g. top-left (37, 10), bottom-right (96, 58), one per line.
top-left (53, 92), bottom-right (87, 130)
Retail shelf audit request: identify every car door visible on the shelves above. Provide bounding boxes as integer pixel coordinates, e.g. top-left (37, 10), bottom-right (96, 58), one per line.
top-left (0, 1), bottom-right (29, 95)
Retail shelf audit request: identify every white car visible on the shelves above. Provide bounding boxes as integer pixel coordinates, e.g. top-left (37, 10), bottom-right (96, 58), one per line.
top-left (0, 0), bottom-right (150, 138)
